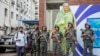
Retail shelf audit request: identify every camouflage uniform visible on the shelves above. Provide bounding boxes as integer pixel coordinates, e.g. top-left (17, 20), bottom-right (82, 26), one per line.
top-left (31, 30), bottom-right (40, 56)
top-left (40, 31), bottom-right (49, 56)
top-left (81, 29), bottom-right (94, 56)
top-left (65, 28), bottom-right (76, 56)
top-left (52, 31), bottom-right (63, 56)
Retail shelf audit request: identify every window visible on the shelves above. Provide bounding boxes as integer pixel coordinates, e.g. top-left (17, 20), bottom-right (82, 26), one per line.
top-left (35, 15), bottom-right (38, 19)
top-left (11, 0), bottom-right (15, 6)
top-left (16, 0), bottom-right (18, 10)
top-left (27, 4), bottom-right (28, 10)
top-left (21, 2), bottom-right (22, 8)
top-left (4, 8), bottom-right (8, 17)
top-left (35, 18), bottom-right (38, 20)
top-left (24, 2), bottom-right (26, 9)
top-left (16, 14), bottom-right (18, 20)
top-left (11, 12), bottom-right (14, 19)
top-left (35, 7), bottom-right (38, 9)
top-left (35, 12), bottom-right (38, 15)
top-left (24, 5), bottom-right (26, 10)
top-left (16, 0), bottom-right (20, 8)
top-left (16, 0), bottom-right (18, 6)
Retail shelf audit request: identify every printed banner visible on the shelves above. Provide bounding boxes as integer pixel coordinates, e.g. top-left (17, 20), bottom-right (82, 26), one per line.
top-left (70, 4), bottom-right (100, 56)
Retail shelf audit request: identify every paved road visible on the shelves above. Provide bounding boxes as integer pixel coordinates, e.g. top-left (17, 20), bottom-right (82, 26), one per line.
top-left (0, 50), bottom-right (64, 56)
top-left (0, 49), bottom-right (31, 56)
top-left (0, 53), bottom-right (31, 56)
top-left (0, 50), bottom-right (53, 56)
top-left (0, 52), bottom-right (31, 56)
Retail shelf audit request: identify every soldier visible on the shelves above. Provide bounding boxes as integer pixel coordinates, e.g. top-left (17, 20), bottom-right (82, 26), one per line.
top-left (64, 22), bottom-right (77, 56)
top-left (39, 26), bottom-right (49, 56)
top-left (52, 25), bottom-right (63, 56)
top-left (31, 25), bottom-right (40, 56)
top-left (81, 23), bottom-right (95, 56)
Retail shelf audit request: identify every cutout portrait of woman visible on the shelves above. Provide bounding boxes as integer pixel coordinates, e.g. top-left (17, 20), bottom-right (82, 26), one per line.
top-left (54, 3), bottom-right (76, 55)
top-left (54, 3), bottom-right (76, 33)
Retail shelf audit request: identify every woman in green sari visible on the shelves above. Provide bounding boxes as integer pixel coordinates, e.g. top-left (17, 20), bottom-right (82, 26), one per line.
top-left (55, 3), bottom-right (75, 32)
top-left (54, 3), bottom-right (76, 55)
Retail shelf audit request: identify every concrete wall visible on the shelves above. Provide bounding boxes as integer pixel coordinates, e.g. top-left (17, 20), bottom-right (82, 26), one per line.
top-left (46, 9), bottom-right (59, 51)
top-left (45, 10), bottom-right (59, 28)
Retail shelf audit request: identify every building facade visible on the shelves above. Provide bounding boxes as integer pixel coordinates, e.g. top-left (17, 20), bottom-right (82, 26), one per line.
top-left (0, 0), bottom-right (36, 34)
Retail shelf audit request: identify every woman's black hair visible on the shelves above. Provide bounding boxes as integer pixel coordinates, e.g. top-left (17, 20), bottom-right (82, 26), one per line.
top-left (42, 26), bottom-right (47, 31)
top-left (54, 25), bottom-right (60, 31)
top-left (68, 22), bottom-right (73, 28)
top-left (85, 23), bottom-right (91, 29)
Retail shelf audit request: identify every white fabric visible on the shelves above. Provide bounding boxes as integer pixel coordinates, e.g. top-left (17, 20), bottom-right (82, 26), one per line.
top-left (14, 32), bottom-right (27, 46)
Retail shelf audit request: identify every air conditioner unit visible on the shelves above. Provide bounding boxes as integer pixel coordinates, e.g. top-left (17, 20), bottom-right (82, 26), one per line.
top-left (24, 10), bottom-right (27, 15)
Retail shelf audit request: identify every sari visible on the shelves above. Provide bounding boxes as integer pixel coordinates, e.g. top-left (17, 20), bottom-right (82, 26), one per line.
top-left (54, 7), bottom-right (75, 55)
